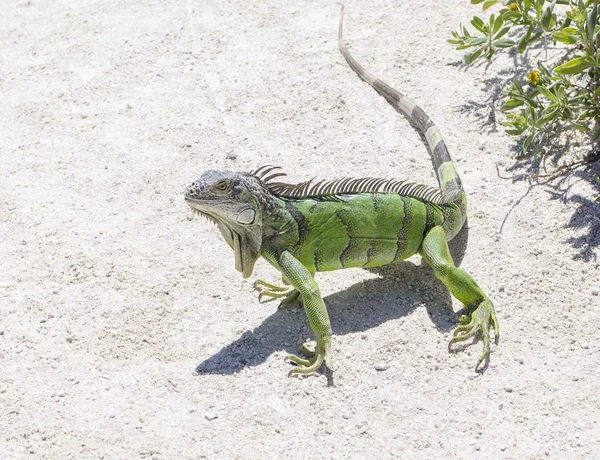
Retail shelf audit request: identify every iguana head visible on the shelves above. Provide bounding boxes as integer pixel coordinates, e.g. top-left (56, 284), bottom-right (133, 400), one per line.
top-left (185, 170), bottom-right (264, 278)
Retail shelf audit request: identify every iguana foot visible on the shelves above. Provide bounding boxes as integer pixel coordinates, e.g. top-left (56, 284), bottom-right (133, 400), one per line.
top-left (253, 279), bottom-right (300, 304)
top-left (448, 299), bottom-right (499, 370)
top-left (285, 338), bottom-right (331, 376)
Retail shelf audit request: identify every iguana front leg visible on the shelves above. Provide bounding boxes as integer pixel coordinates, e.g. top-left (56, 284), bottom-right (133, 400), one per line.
top-left (419, 226), bottom-right (499, 370)
top-left (264, 250), bottom-right (332, 376)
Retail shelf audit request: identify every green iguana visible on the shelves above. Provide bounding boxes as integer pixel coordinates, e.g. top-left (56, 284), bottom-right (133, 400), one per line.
top-left (185, 7), bottom-right (499, 376)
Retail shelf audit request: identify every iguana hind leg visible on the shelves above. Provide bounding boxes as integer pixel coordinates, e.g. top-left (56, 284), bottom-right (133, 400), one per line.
top-left (419, 226), bottom-right (499, 370)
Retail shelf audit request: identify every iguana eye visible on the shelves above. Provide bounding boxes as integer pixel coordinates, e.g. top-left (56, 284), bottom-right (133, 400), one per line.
top-left (216, 181), bottom-right (228, 191)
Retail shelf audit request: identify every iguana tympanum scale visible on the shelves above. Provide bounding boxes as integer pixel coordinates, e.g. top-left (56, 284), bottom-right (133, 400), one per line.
top-left (185, 7), bottom-right (499, 376)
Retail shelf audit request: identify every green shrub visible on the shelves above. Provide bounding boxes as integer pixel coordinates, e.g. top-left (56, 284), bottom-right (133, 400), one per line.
top-left (449, 0), bottom-right (599, 156)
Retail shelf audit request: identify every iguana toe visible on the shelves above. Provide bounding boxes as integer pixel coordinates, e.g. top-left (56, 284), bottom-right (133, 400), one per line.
top-left (285, 343), bottom-right (317, 368)
top-left (299, 343), bottom-right (316, 358)
top-left (253, 279), bottom-right (299, 303)
top-left (285, 337), bottom-right (331, 376)
top-left (286, 353), bottom-right (324, 376)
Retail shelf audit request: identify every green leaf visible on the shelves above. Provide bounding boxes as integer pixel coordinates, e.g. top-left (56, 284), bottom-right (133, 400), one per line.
top-left (502, 10), bottom-right (521, 21)
top-left (494, 38), bottom-right (516, 47)
top-left (540, 8), bottom-right (557, 31)
top-left (523, 133), bottom-right (534, 152)
top-left (467, 37), bottom-right (488, 45)
top-left (535, 0), bottom-right (544, 16)
top-left (513, 77), bottom-right (524, 93)
top-left (517, 26), bottom-right (533, 53)
top-left (471, 16), bottom-right (487, 33)
top-left (592, 128), bottom-right (600, 142)
top-left (501, 99), bottom-right (524, 110)
top-left (505, 128), bottom-right (526, 135)
top-left (555, 56), bottom-right (595, 74)
top-left (505, 94), bottom-right (529, 103)
top-left (552, 27), bottom-right (579, 44)
top-left (538, 61), bottom-right (551, 78)
top-left (492, 14), bottom-right (504, 34)
top-left (465, 48), bottom-right (485, 65)
top-left (471, 0), bottom-right (485, 4)
top-left (483, 0), bottom-right (500, 10)
top-left (588, 1), bottom-right (598, 42)
top-left (592, 86), bottom-right (600, 98)
top-left (494, 26), bottom-right (511, 39)
top-left (570, 122), bottom-right (589, 132)
top-left (537, 86), bottom-right (559, 103)
top-left (530, 30), bottom-right (544, 42)
top-left (539, 106), bottom-right (559, 123)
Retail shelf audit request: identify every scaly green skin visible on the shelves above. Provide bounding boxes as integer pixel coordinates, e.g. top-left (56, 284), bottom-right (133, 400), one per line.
top-left (185, 8), bottom-right (499, 376)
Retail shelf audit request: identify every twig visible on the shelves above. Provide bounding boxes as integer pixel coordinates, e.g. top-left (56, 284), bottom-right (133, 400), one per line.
top-left (495, 153), bottom-right (600, 182)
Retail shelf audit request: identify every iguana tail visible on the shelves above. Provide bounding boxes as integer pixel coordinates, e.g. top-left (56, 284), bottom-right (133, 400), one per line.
top-left (338, 6), bottom-right (464, 205)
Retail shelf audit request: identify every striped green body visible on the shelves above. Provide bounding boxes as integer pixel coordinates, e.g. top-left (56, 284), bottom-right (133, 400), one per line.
top-left (279, 194), bottom-right (435, 272)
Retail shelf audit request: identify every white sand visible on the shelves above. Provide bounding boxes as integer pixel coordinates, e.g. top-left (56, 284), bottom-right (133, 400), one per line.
top-left (1, 1), bottom-right (599, 458)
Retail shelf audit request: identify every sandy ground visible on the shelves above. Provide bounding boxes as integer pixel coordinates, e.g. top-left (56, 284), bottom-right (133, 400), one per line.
top-left (2, 0), bottom-right (600, 458)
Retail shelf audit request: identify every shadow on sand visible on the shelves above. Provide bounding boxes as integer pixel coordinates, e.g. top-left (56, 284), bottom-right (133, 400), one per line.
top-left (194, 225), bottom-right (472, 375)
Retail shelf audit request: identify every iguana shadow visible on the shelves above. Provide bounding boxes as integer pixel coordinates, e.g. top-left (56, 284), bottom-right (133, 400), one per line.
top-left (194, 225), bottom-right (469, 375)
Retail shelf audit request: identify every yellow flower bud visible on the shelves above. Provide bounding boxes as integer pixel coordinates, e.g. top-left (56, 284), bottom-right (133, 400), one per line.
top-left (527, 71), bottom-right (540, 85)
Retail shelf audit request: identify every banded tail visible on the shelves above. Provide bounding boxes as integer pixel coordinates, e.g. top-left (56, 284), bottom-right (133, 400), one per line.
top-left (338, 6), bottom-right (464, 204)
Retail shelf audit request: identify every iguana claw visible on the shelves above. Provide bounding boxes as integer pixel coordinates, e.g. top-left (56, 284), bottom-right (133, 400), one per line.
top-left (253, 279), bottom-right (300, 303)
top-left (448, 299), bottom-right (499, 370)
top-left (285, 337), bottom-right (331, 376)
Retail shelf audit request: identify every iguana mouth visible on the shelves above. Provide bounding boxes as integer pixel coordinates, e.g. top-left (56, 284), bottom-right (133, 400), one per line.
top-left (190, 207), bottom-right (218, 224)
